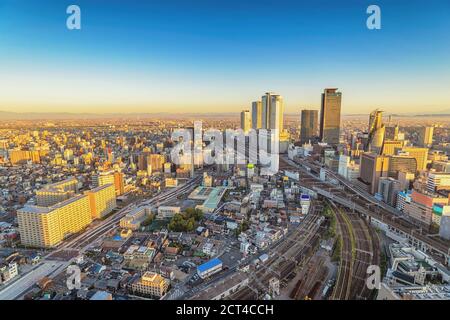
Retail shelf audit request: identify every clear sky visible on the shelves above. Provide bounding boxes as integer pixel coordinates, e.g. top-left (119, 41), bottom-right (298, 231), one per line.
top-left (0, 0), bottom-right (449, 114)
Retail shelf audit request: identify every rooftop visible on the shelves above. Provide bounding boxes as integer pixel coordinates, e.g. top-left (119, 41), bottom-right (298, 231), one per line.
top-left (197, 257), bottom-right (222, 273)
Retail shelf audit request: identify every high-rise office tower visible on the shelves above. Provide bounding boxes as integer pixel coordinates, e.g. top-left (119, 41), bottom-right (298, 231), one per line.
top-left (251, 101), bottom-right (263, 129)
top-left (387, 155), bottom-right (417, 178)
top-left (300, 110), bottom-right (318, 144)
top-left (240, 110), bottom-right (252, 134)
top-left (358, 152), bottom-right (390, 194)
top-left (319, 88), bottom-right (342, 145)
top-left (261, 92), bottom-right (284, 131)
top-left (418, 126), bottom-right (434, 147)
top-left (399, 147), bottom-right (429, 171)
top-left (367, 109), bottom-right (385, 154)
top-left (394, 125), bottom-right (400, 140)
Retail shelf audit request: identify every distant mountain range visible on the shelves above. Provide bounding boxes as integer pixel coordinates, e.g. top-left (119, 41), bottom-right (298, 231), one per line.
top-left (1, 110), bottom-right (450, 120)
top-left (0, 111), bottom-right (239, 120)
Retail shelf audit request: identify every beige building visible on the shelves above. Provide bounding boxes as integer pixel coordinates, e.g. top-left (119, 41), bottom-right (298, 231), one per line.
top-left (18, 194), bottom-right (92, 248)
top-left (400, 147), bottom-right (429, 171)
top-left (85, 183), bottom-right (116, 219)
top-left (129, 272), bottom-right (169, 298)
top-left (93, 171), bottom-right (125, 195)
top-left (261, 92), bottom-right (284, 131)
top-left (36, 178), bottom-right (78, 206)
top-left (9, 150), bottom-right (40, 165)
top-left (418, 126), bottom-right (434, 147)
top-left (382, 140), bottom-right (404, 156)
top-left (240, 110), bottom-right (252, 134)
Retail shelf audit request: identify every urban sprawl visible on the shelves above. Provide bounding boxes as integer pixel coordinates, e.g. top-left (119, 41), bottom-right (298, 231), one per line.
top-left (0, 89), bottom-right (450, 301)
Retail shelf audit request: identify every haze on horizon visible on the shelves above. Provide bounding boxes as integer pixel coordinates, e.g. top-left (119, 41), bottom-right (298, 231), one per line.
top-left (0, 0), bottom-right (449, 115)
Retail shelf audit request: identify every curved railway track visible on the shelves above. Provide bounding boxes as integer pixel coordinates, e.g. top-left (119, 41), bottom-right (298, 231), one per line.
top-left (229, 203), bottom-right (325, 299)
top-left (330, 201), bottom-right (380, 300)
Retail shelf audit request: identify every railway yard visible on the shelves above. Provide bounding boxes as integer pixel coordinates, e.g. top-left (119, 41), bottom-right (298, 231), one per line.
top-left (329, 202), bottom-right (380, 300)
top-left (228, 202), bottom-right (327, 299)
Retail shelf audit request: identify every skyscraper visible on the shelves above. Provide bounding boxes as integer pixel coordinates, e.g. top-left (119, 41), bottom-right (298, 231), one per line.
top-left (319, 88), bottom-right (342, 145)
top-left (240, 110), bottom-right (252, 134)
top-left (418, 126), bottom-right (434, 147)
top-left (358, 152), bottom-right (390, 194)
top-left (251, 101), bottom-right (263, 129)
top-left (261, 92), bottom-right (284, 131)
top-left (300, 110), bottom-right (318, 144)
top-left (400, 147), bottom-right (429, 171)
top-left (367, 109), bottom-right (385, 154)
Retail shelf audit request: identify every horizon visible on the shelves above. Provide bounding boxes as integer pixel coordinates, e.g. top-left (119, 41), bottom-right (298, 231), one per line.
top-left (0, 0), bottom-right (449, 114)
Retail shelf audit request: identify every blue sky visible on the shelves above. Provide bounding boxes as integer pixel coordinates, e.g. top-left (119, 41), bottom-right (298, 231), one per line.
top-left (0, 0), bottom-right (449, 114)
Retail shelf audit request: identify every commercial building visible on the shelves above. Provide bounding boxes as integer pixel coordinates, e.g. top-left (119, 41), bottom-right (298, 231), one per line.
top-left (240, 110), bottom-right (252, 134)
top-left (400, 147), bottom-right (428, 172)
top-left (427, 172), bottom-right (450, 193)
top-left (431, 203), bottom-right (450, 226)
top-left (367, 109), bottom-right (385, 154)
top-left (418, 126), bottom-right (434, 147)
top-left (197, 258), bottom-right (223, 279)
top-left (261, 92), bottom-right (284, 131)
top-left (319, 88), bottom-right (342, 145)
top-left (189, 186), bottom-right (227, 213)
top-left (382, 140), bottom-right (404, 156)
top-left (403, 190), bottom-right (448, 226)
top-left (357, 152), bottom-right (389, 194)
top-left (190, 272), bottom-right (249, 300)
top-left (300, 110), bottom-right (318, 144)
top-left (388, 155), bottom-right (417, 178)
top-left (129, 272), bottom-right (169, 298)
top-left (398, 171), bottom-right (415, 190)
top-left (377, 177), bottom-right (402, 207)
top-left (251, 101), bottom-right (263, 129)
top-left (377, 243), bottom-right (450, 300)
top-left (120, 206), bottom-right (152, 230)
top-left (396, 191), bottom-right (412, 212)
top-left (157, 206), bottom-right (180, 219)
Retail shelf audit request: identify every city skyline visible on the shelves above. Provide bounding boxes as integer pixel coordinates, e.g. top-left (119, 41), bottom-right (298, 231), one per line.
top-left (0, 0), bottom-right (449, 114)
top-left (2, 0), bottom-right (450, 306)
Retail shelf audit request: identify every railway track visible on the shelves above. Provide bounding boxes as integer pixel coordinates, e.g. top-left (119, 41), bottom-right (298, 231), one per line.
top-left (330, 203), bottom-right (353, 300)
top-left (282, 156), bottom-right (450, 259)
top-left (229, 203), bottom-right (325, 299)
top-left (330, 202), bottom-right (380, 300)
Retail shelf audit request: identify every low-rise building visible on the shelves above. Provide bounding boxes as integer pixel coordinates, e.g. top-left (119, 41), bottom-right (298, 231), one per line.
top-left (197, 258), bottom-right (223, 279)
top-left (129, 272), bottom-right (169, 298)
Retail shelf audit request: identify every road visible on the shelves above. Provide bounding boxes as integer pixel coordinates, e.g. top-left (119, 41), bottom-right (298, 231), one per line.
top-left (0, 261), bottom-right (66, 300)
top-left (0, 175), bottom-right (202, 300)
